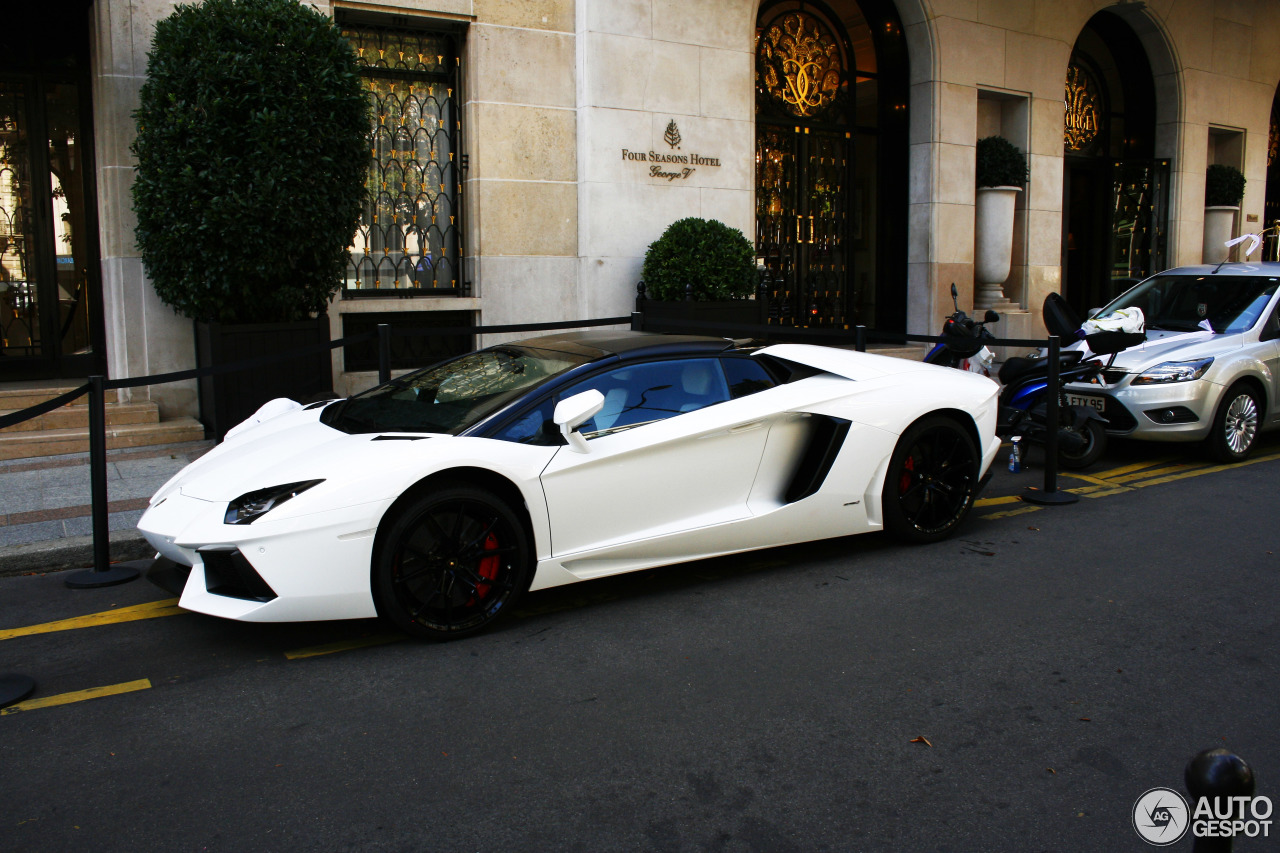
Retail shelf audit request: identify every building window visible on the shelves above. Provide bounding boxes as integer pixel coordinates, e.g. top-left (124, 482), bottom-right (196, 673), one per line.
top-left (341, 24), bottom-right (463, 295)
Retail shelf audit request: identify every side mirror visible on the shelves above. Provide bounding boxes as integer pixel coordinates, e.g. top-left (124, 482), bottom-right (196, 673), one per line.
top-left (985, 309), bottom-right (1000, 323)
top-left (553, 389), bottom-right (605, 453)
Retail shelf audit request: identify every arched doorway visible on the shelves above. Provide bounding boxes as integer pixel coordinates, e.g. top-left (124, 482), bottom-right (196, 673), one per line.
top-left (1062, 10), bottom-right (1169, 317)
top-left (1264, 88), bottom-right (1280, 260)
top-left (754, 0), bottom-right (908, 331)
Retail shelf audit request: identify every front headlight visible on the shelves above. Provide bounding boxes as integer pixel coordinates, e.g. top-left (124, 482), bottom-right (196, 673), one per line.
top-left (224, 480), bottom-right (324, 525)
top-left (1131, 357), bottom-right (1214, 385)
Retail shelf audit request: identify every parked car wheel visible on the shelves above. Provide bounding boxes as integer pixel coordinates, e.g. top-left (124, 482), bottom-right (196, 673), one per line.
top-left (882, 416), bottom-right (979, 543)
top-left (374, 484), bottom-right (532, 640)
top-left (1207, 384), bottom-right (1262, 463)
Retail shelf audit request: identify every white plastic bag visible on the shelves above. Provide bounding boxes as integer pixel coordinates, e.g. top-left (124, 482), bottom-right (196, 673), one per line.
top-left (1081, 307), bottom-right (1144, 335)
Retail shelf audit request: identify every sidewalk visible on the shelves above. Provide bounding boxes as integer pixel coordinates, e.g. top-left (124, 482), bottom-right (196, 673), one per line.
top-left (0, 439), bottom-right (214, 576)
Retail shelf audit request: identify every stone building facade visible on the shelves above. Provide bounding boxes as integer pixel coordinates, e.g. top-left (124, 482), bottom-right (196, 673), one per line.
top-left (4, 0), bottom-right (1280, 419)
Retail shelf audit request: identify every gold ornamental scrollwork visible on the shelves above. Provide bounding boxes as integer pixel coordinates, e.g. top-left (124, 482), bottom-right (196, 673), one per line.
top-left (1269, 110), bottom-right (1279, 168)
top-left (758, 12), bottom-right (843, 118)
top-left (1064, 64), bottom-right (1100, 151)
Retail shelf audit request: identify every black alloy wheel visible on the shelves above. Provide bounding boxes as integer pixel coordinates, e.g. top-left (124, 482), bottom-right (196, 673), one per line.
top-left (882, 416), bottom-right (980, 543)
top-left (1207, 384), bottom-right (1262, 463)
top-left (374, 484), bottom-right (532, 640)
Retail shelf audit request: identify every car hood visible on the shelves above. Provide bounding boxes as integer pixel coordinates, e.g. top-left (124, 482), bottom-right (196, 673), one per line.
top-left (153, 407), bottom-right (449, 503)
top-left (1101, 329), bottom-right (1242, 372)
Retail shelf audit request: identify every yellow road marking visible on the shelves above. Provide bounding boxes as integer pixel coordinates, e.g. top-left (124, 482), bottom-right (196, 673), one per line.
top-left (1056, 471), bottom-right (1127, 488)
top-left (975, 494), bottom-right (1023, 508)
top-left (1, 679), bottom-right (151, 716)
top-left (1091, 458), bottom-right (1179, 479)
top-left (982, 504), bottom-right (1043, 519)
top-left (1109, 463), bottom-right (1209, 484)
top-left (0, 598), bottom-right (185, 642)
top-left (284, 634), bottom-right (402, 660)
top-left (981, 450), bottom-right (1280, 515)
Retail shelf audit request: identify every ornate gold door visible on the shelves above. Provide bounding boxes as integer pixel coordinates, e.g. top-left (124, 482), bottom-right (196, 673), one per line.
top-left (755, 5), bottom-right (855, 329)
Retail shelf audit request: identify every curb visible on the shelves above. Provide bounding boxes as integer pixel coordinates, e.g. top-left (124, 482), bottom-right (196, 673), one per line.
top-left (0, 531), bottom-right (154, 578)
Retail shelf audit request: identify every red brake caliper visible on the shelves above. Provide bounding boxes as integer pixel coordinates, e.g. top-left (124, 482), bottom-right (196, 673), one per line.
top-left (900, 455), bottom-right (915, 494)
top-left (474, 533), bottom-right (500, 600)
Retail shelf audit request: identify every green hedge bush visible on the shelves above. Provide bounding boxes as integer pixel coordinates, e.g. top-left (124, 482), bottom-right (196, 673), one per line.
top-left (1205, 164), bottom-right (1246, 206)
top-left (131, 0), bottom-right (369, 324)
top-left (641, 218), bottom-right (757, 302)
top-left (975, 136), bottom-right (1026, 188)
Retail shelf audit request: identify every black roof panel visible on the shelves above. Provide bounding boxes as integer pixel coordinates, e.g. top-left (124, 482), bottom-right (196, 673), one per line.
top-left (513, 330), bottom-right (735, 361)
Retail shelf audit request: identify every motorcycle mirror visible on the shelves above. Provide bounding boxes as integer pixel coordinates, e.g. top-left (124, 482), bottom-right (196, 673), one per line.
top-left (950, 282), bottom-right (959, 311)
top-left (985, 310), bottom-right (1000, 323)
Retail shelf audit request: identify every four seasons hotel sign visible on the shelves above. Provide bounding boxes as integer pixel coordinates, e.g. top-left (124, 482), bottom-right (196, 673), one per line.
top-left (621, 120), bottom-right (723, 181)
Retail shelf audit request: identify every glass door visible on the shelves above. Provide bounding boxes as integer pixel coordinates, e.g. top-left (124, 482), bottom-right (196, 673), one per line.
top-left (0, 75), bottom-right (101, 378)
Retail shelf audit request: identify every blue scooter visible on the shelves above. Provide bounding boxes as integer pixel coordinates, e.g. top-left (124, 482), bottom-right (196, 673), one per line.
top-left (926, 287), bottom-right (1141, 469)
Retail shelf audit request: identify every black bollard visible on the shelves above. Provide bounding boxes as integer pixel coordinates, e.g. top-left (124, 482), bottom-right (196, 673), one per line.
top-left (64, 375), bottom-right (141, 588)
top-left (1185, 749), bottom-right (1256, 853)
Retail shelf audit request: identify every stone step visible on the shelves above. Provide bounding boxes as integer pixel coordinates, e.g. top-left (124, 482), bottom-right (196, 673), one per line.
top-left (0, 417), bottom-right (207, 461)
top-left (0, 385), bottom-right (119, 411)
top-left (0, 400), bottom-right (160, 433)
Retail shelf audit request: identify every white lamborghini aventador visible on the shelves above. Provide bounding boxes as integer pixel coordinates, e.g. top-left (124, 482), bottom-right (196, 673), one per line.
top-left (139, 331), bottom-right (1000, 639)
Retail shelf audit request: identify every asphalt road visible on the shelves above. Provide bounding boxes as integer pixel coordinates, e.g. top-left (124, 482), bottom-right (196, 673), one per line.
top-left (2, 436), bottom-right (1279, 852)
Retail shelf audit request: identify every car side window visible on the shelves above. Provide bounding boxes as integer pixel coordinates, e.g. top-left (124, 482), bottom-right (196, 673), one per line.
top-left (722, 356), bottom-right (776, 399)
top-left (489, 357), bottom-right (736, 444)
top-left (571, 358), bottom-right (731, 436)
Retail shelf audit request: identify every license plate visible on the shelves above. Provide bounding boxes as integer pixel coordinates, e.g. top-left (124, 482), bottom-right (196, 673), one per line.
top-left (1066, 394), bottom-right (1105, 412)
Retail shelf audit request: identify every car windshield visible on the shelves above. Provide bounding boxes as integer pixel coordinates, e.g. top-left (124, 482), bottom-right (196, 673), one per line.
top-left (322, 346), bottom-right (590, 435)
top-left (1100, 274), bottom-right (1280, 334)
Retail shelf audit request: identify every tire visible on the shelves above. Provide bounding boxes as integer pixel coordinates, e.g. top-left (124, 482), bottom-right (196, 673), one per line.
top-left (1058, 418), bottom-right (1106, 470)
top-left (882, 416), bottom-right (980, 544)
top-left (373, 484), bottom-right (532, 640)
top-left (1207, 384), bottom-right (1262, 463)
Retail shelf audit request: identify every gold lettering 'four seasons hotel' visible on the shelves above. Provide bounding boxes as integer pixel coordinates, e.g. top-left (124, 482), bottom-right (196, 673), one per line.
top-left (5, 0), bottom-right (1280, 424)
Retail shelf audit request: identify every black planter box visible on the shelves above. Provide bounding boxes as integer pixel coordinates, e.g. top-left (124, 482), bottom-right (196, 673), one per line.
top-left (635, 298), bottom-right (763, 335)
top-left (196, 316), bottom-right (333, 440)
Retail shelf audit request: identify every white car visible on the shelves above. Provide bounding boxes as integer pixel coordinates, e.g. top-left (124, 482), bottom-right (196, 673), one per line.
top-left (1060, 263), bottom-right (1280, 462)
top-left (139, 331), bottom-right (1000, 639)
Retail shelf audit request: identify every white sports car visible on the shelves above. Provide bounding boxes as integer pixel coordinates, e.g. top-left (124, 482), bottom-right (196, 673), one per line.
top-left (139, 331), bottom-right (1000, 639)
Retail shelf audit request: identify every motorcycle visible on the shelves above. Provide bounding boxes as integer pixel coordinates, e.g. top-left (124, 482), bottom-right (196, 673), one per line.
top-left (923, 284), bottom-right (1000, 377)
top-left (926, 286), bottom-right (1143, 469)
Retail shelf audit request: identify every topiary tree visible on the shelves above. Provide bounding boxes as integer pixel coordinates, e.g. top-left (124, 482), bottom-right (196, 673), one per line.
top-left (642, 218), bottom-right (757, 302)
top-left (975, 136), bottom-right (1026, 188)
top-left (1205, 164), bottom-right (1246, 207)
top-left (131, 0), bottom-right (369, 324)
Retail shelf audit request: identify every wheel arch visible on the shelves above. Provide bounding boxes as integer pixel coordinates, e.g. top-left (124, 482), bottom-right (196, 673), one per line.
top-left (370, 466), bottom-right (538, 590)
top-left (1223, 373), bottom-right (1268, 415)
top-left (919, 407), bottom-right (983, 455)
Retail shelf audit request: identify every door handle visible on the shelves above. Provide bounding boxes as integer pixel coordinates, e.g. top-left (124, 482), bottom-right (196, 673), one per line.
top-left (729, 420), bottom-right (767, 434)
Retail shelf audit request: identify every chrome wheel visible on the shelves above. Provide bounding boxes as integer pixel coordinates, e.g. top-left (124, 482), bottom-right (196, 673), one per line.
top-left (1223, 394), bottom-right (1258, 455)
top-left (1208, 386), bottom-right (1261, 463)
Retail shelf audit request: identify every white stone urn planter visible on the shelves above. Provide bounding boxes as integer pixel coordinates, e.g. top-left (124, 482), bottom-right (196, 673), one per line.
top-left (1202, 205), bottom-right (1239, 264)
top-left (974, 185), bottom-right (1021, 310)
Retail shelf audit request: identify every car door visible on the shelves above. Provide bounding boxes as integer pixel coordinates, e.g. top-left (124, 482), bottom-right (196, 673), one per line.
top-left (538, 356), bottom-right (777, 557)
top-left (1255, 301), bottom-right (1280, 425)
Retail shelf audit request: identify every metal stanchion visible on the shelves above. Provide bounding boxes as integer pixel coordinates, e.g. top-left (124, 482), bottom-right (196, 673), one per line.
top-left (1022, 336), bottom-right (1078, 506)
top-left (0, 673), bottom-right (36, 709)
top-left (377, 323), bottom-right (391, 384)
top-left (65, 375), bottom-right (141, 588)
top-left (854, 325), bottom-right (867, 352)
